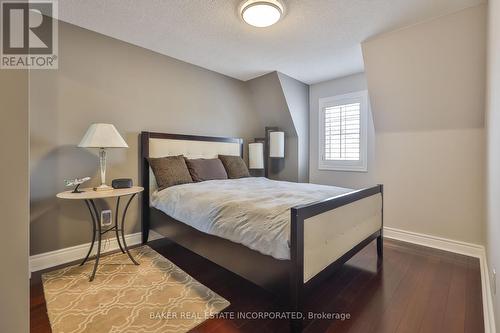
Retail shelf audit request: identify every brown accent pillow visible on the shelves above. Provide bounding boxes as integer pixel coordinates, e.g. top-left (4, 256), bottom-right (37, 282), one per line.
top-left (148, 155), bottom-right (193, 190)
top-left (185, 158), bottom-right (228, 182)
top-left (218, 155), bottom-right (250, 179)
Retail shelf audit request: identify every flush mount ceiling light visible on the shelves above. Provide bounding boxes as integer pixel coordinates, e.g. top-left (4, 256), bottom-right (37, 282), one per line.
top-left (240, 0), bottom-right (284, 28)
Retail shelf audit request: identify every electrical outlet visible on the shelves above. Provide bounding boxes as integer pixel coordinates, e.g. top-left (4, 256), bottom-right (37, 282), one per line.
top-left (101, 210), bottom-right (112, 226)
top-left (493, 269), bottom-right (497, 295)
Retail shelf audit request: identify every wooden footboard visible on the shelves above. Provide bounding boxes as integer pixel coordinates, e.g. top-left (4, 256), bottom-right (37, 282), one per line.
top-left (289, 184), bottom-right (384, 331)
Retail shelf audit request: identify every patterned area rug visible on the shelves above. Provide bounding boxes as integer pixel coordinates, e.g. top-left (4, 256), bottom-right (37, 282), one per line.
top-left (42, 246), bottom-right (230, 333)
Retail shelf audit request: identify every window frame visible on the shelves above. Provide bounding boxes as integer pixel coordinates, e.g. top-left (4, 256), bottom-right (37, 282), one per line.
top-left (318, 90), bottom-right (369, 172)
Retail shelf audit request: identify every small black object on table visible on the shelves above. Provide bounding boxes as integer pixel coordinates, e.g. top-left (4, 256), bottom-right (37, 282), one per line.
top-left (112, 178), bottom-right (133, 189)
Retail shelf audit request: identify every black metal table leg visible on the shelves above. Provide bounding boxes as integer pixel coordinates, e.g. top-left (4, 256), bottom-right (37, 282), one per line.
top-left (89, 200), bottom-right (102, 282)
top-left (114, 197), bottom-right (125, 253)
top-left (80, 200), bottom-right (97, 266)
top-left (121, 193), bottom-right (139, 265)
top-left (57, 187), bottom-right (143, 283)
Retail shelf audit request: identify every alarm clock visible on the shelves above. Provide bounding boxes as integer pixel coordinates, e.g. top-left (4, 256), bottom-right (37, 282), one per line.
top-left (112, 178), bottom-right (133, 189)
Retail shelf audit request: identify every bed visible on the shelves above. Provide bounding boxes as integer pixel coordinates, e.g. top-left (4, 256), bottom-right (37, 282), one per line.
top-left (140, 131), bottom-right (383, 331)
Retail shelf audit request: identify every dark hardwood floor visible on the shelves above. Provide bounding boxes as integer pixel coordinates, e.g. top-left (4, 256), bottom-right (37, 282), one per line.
top-left (30, 238), bottom-right (484, 333)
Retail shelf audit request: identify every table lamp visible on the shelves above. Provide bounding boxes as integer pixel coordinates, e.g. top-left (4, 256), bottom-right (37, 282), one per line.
top-left (78, 123), bottom-right (128, 191)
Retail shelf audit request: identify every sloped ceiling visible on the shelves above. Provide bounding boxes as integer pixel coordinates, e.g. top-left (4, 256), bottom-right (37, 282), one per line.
top-left (246, 72), bottom-right (295, 181)
top-left (362, 4), bottom-right (486, 132)
top-left (277, 73), bottom-right (309, 182)
top-left (58, 0), bottom-right (484, 84)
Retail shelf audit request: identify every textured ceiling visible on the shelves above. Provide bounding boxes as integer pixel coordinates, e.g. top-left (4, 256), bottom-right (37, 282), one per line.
top-left (59, 0), bottom-right (484, 84)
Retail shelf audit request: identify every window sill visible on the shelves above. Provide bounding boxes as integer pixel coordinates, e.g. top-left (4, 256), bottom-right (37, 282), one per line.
top-left (318, 165), bottom-right (368, 173)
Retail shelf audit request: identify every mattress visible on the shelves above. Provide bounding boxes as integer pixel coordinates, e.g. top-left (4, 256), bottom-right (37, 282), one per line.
top-left (151, 177), bottom-right (352, 260)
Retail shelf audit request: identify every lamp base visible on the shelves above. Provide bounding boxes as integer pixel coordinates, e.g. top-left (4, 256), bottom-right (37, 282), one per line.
top-left (93, 184), bottom-right (114, 192)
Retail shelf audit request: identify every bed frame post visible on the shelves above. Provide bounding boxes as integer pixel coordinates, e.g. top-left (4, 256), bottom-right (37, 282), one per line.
top-left (377, 184), bottom-right (384, 259)
top-left (377, 234), bottom-right (383, 258)
top-left (140, 131), bottom-right (150, 244)
top-left (290, 207), bottom-right (304, 332)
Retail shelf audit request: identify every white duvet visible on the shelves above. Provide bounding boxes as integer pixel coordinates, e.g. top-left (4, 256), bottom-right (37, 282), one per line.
top-left (151, 177), bottom-right (352, 260)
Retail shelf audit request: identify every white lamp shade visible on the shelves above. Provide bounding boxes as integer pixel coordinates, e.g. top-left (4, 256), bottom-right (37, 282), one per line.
top-left (78, 123), bottom-right (128, 148)
top-left (249, 142), bottom-right (264, 169)
top-left (269, 131), bottom-right (285, 158)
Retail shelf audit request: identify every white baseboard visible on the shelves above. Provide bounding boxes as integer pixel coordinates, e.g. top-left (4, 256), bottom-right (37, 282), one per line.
top-left (29, 230), bottom-right (163, 273)
top-left (384, 226), bottom-right (496, 333)
top-left (383, 226), bottom-right (484, 258)
top-left (479, 253), bottom-right (497, 333)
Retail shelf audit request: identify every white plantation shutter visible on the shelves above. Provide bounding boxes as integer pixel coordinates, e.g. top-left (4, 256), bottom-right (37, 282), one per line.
top-left (319, 91), bottom-right (368, 172)
top-left (324, 102), bottom-right (361, 161)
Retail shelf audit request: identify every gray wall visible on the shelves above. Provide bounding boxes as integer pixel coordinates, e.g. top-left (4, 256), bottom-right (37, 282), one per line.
top-left (30, 21), bottom-right (311, 256)
top-left (0, 70), bottom-right (29, 332)
top-left (361, 4), bottom-right (486, 245)
top-left (309, 73), bottom-right (376, 189)
top-left (247, 72), bottom-right (299, 181)
top-left (310, 5), bottom-right (486, 245)
top-left (278, 72), bottom-right (310, 183)
top-left (247, 71), bottom-right (310, 182)
top-left (29, 21), bottom-right (262, 255)
top-left (486, 0), bottom-right (500, 324)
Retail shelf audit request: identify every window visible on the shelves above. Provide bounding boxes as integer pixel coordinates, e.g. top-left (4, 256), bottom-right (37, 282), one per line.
top-left (318, 90), bottom-right (368, 172)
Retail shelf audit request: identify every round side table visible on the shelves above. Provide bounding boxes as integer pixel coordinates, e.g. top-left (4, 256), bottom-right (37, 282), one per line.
top-left (57, 186), bottom-right (144, 281)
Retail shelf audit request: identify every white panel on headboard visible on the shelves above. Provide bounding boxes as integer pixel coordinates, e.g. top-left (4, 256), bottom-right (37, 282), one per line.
top-left (149, 138), bottom-right (241, 159)
top-left (148, 138), bottom-right (241, 195)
